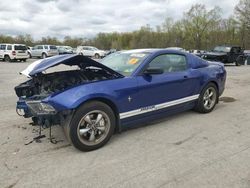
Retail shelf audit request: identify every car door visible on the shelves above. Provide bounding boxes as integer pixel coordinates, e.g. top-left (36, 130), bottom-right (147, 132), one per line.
top-left (85, 47), bottom-right (94, 56)
top-left (228, 47), bottom-right (241, 63)
top-left (32, 45), bottom-right (39, 57)
top-left (135, 53), bottom-right (200, 113)
top-left (81, 47), bottom-right (88, 56)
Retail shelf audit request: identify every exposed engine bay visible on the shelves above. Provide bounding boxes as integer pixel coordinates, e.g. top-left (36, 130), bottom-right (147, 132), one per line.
top-left (15, 67), bottom-right (116, 98)
top-left (14, 55), bottom-right (123, 145)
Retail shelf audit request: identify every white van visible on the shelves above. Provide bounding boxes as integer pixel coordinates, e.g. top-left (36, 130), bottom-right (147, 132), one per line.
top-left (0, 44), bottom-right (29, 62)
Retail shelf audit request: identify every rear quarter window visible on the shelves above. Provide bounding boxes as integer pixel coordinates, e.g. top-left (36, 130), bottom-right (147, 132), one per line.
top-left (49, 45), bottom-right (57, 50)
top-left (14, 45), bottom-right (27, 50)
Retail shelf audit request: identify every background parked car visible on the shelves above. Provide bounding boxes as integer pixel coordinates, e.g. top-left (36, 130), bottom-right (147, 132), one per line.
top-left (76, 46), bottom-right (107, 58)
top-left (202, 45), bottom-right (245, 66)
top-left (27, 46), bottom-right (33, 58)
top-left (0, 43), bottom-right (29, 62)
top-left (244, 50), bottom-right (250, 65)
top-left (189, 49), bottom-right (206, 57)
top-left (106, 49), bottom-right (117, 56)
top-left (57, 46), bottom-right (74, 55)
top-left (31, 45), bottom-right (59, 59)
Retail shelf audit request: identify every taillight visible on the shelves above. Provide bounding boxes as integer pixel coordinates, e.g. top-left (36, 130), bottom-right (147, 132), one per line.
top-left (12, 51), bottom-right (16, 56)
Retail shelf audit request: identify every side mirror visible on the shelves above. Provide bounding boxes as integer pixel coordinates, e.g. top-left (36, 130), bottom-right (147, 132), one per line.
top-left (144, 67), bottom-right (164, 75)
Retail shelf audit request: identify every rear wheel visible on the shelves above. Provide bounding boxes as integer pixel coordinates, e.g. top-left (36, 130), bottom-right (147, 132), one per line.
top-left (4, 55), bottom-right (11, 62)
top-left (28, 52), bottom-right (32, 58)
top-left (42, 53), bottom-right (47, 59)
top-left (67, 101), bottom-right (116, 151)
top-left (194, 83), bottom-right (218, 113)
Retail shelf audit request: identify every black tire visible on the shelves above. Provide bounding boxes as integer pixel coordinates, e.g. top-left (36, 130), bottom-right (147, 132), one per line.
top-left (28, 52), bottom-right (32, 58)
top-left (95, 53), bottom-right (100, 59)
top-left (42, 53), bottom-right (47, 59)
top-left (235, 56), bottom-right (244, 66)
top-left (194, 83), bottom-right (218, 113)
top-left (67, 101), bottom-right (116, 151)
top-left (4, 55), bottom-right (11, 62)
top-left (23, 59), bottom-right (27, 62)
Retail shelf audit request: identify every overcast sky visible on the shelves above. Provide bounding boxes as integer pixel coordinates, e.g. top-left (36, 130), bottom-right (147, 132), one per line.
top-left (0, 0), bottom-right (238, 40)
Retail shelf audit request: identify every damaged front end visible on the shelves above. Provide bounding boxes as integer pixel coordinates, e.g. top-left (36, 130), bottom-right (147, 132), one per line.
top-left (14, 54), bottom-right (123, 129)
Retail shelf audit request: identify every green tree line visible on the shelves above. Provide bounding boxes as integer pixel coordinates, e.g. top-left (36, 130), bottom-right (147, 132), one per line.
top-left (0, 1), bottom-right (249, 50)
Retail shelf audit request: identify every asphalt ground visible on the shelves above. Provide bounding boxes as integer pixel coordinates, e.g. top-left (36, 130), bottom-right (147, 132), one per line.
top-left (1, 58), bottom-right (250, 188)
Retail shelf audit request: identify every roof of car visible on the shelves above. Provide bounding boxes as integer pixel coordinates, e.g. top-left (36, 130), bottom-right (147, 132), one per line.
top-left (216, 45), bottom-right (241, 48)
top-left (119, 48), bottom-right (188, 54)
top-left (34, 44), bottom-right (57, 46)
top-left (0, 43), bottom-right (26, 45)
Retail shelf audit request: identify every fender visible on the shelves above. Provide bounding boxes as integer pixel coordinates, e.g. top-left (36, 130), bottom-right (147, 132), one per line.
top-left (44, 84), bottom-right (119, 112)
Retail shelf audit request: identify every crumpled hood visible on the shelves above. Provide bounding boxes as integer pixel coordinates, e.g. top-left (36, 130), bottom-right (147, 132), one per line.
top-left (20, 54), bottom-right (123, 77)
top-left (207, 61), bottom-right (225, 67)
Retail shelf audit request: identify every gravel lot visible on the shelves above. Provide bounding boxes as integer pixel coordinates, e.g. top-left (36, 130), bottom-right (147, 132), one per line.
top-left (1, 58), bottom-right (250, 188)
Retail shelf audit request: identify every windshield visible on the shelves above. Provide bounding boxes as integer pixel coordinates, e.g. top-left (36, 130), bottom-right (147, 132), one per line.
top-left (213, 46), bottom-right (231, 53)
top-left (65, 46), bottom-right (72, 50)
top-left (100, 51), bottom-right (149, 76)
top-left (91, 47), bottom-right (99, 51)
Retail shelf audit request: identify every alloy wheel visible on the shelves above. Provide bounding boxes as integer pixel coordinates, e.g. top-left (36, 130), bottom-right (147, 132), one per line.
top-left (77, 110), bottom-right (110, 146)
top-left (203, 87), bottom-right (217, 110)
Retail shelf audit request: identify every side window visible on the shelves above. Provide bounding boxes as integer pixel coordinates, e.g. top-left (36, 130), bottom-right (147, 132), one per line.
top-left (7, 45), bottom-right (12, 50)
top-left (231, 47), bottom-right (240, 53)
top-left (0, 45), bottom-right (6, 50)
top-left (148, 54), bottom-right (187, 73)
top-left (37, 46), bottom-right (43, 50)
top-left (44, 45), bottom-right (48, 49)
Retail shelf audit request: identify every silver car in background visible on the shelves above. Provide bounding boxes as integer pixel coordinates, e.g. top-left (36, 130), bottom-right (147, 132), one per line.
top-left (31, 45), bottom-right (59, 59)
top-left (76, 46), bottom-right (107, 59)
top-left (57, 46), bottom-right (74, 55)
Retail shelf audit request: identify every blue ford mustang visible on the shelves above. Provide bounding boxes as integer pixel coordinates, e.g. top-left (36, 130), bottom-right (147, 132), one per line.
top-left (15, 49), bottom-right (226, 151)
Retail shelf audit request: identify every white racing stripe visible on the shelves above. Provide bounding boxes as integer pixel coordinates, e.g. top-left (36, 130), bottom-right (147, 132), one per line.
top-left (119, 94), bottom-right (199, 119)
top-left (20, 59), bottom-right (43, 77)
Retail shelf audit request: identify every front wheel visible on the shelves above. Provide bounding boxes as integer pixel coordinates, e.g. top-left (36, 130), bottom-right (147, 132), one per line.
top-left (194, 83), bottom-right (218, 113)
top-left (235, 56), bottom-right (244, 66)
top-left (95, 53), bottom-right (100, 59)
top-left (67, 101), bottom-right (116, 151)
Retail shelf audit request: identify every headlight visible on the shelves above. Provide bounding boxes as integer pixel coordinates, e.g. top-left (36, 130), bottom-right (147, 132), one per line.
top-left (26, 101), bottom-right (56, 115)
top-left (40, 103), bottom-right (55, 112)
